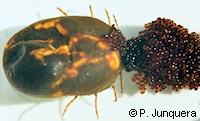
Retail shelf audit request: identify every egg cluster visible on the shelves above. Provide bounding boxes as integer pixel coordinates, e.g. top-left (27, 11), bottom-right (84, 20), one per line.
top-left (122, 18), bottom-right (200, 93)
top-left (103, 25), bottom-right (127, 57)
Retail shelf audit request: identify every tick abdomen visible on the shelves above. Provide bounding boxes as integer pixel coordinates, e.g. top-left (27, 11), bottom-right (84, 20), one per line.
top-left (3, 16), bottom-right (123, 97)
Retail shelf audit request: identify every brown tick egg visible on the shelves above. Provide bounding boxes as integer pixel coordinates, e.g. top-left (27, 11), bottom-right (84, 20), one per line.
top-left (122, 18), bottom-right (200, 93)
top-left (3, 16), bottom-right (126, 97)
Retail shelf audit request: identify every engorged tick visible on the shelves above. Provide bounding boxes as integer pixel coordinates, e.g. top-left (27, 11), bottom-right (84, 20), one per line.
top-left (3, 6), bottom-right (126, 118)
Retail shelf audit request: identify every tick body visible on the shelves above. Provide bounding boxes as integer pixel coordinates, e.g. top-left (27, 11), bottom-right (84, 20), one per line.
top-left (3, 16), bottom-right (125, 98)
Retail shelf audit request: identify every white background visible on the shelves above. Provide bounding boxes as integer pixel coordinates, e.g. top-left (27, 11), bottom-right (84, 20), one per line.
top-left (0, 0), bottom-right (200, 121)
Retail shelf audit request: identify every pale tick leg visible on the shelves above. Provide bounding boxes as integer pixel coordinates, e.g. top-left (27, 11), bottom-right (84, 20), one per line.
top-left (62, 95), bottom-right (78, 116)
top-left (112, 84), bottom-right (118, 102)
top-left (94, 93), bottom-right (99, 119)
top-left (119, 71), bottom-right (123, 93)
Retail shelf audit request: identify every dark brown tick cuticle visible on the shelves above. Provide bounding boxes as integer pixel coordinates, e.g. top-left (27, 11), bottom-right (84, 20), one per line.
top-left (3, 7), bottom-right (126, 119)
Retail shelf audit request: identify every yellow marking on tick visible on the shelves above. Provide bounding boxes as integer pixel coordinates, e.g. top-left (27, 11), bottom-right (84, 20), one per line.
top-left (52, 91), bottom-right (64, 97)
top-left (89, 58), bottom-right (104, 63)
top-left (29, 39), bottom-right (55, 50)
top-left (44, 21), bottom-right (56, 29)
top-left (97, 41), bottom-right (110, 50)
top-left (4, 44), bottom-right (9, 50)
top-left (56, 45), bottom-right (70, 55)
top-left (72, 57), bottom-right (88, 68)
top-left (64, 68), bottom-right (78, 78)
top-left (81, 34), bottom-right (100, 41)
top-left (34, 24), bottom-right (43, 30)
top-left (34, 19), bottom-right (60, 30)
top-left (28, 33), bottom-right (120, 88)
top-left (34, 21), bottom-right (55, 30)
top-left (55, 24), bottom-right (68, 36)
top-left (30, 48), bottom-right (55, 63)
top-left (51, 51), bottom-right (120, 88)
top-left (105, 51), bottom-right (120, 70)
top-left (34, 19), bottom-right (68, 36)
top-left (68, 36), bottom-right (78, 49)
top-left (51, 75), bottom-right (66, 88)
top-left (28, 39), bottom-right (55, 44)
top-left (30, 45), bottom-right (70, 63)
top-left (68, 33), bottom-right (110, 50)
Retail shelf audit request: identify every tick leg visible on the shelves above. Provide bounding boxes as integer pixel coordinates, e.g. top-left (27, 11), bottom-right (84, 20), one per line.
top-left (17, 102), bottom-right (40, 121)
top-left (113, 14), bottom-right (119, 29)
top-left (57, 7), bottom-right (68, 16)
top-left (119, 71), bottom-right (123, 93)
top-left (62, 95), bottom-right (78, 116)
top-left (94, 93), bottom-right (99, 119)
top-left (89, 5), bottom-right (94, 17)
top-left (104, 9), bottom-right (111, 26)
top-left (111, 84), bottom-right (118, 102)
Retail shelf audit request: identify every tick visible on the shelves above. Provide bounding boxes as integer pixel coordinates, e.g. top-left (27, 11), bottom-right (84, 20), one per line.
top-left (3, 6), bottom-right (126, 118)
